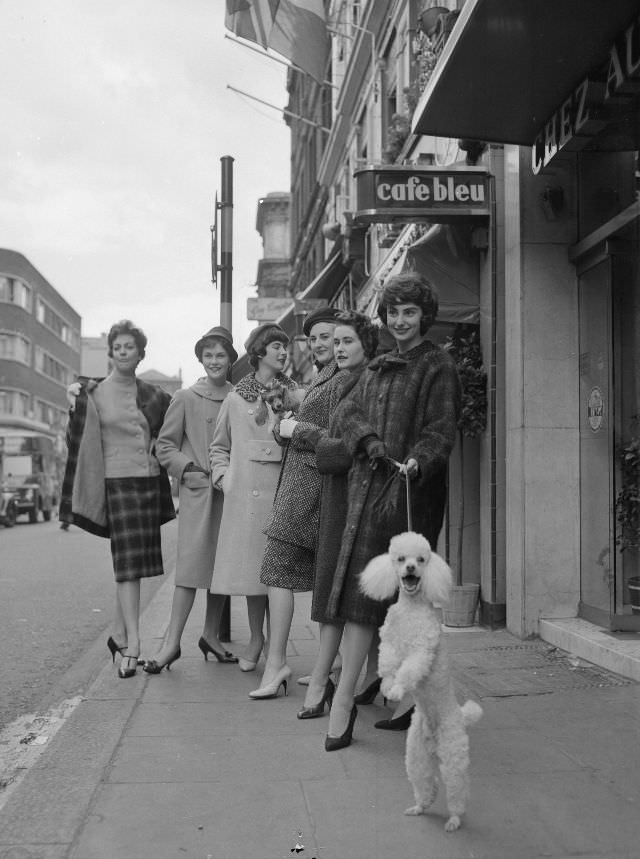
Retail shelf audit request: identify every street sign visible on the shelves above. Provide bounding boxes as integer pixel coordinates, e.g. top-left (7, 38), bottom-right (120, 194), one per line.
top-left (293, 298), bottom-right (327, 316)
top-left (247, 297), bottom-right (293, 321)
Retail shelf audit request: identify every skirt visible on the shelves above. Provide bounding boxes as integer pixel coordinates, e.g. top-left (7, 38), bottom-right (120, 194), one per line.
top-left (105, 477), bottom-right (165, 582)
top-left (259, 536), bottom-right (314, 591)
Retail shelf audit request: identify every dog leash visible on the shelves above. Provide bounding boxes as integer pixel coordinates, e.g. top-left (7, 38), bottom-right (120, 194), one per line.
top-left (371, 457), bottom-right (413, 529)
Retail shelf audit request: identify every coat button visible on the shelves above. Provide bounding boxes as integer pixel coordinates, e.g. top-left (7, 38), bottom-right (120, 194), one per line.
top-left (206, 417), bottom-right (212, 423)
top-left (264, 447), bottom-right (271, 454)
top-left (362, 479), bottom-right (367, 487)
top-left (248, 408), bottom-right (254, 415)
top-left (252, 489), bottom-right (259, 496)
top-left (378, 394), bottom-right (383, 402)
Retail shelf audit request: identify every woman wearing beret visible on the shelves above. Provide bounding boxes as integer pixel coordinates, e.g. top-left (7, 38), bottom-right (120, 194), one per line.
top-left (323, 274), bottom-right (460, 750)
top-left (144, 326), bottom-right (237, 673)
top-left (249, 306), bottom-right (345, 700)
top-left (209, 323), bottom-right (298, 675)
top-left (60, 320), bottom-right (175, 679)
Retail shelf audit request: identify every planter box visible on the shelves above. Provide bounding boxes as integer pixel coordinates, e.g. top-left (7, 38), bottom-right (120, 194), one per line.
top-left (443, 583), bottom-right (480, 627)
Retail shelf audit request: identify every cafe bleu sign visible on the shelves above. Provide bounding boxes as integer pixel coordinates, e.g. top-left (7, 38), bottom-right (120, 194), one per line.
top-left (354, 166), bottom-right (491, 224)
top-left (532, 16), bottom-right (640, 174)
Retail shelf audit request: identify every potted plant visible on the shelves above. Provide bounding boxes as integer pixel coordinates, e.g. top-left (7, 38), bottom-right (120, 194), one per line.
top-left (615, 416), bottom-right (640, 613)
top-left (441, 324), bottom-right (487, 625)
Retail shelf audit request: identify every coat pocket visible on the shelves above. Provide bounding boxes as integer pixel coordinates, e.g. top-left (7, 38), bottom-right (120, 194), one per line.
top-left (182, 470), bottom-right (210, 490)
top-left (245, 439), bottom-right (282, 464)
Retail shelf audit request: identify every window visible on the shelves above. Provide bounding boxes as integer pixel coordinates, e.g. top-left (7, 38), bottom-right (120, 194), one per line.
top-left (0, 275), bottom-right (32, 311)
top-left (0, 331), bottom-right (30, 364)
top-left (36, 297), bottom-right (80, 350)
top-left (0, 389), bottom-right (30, 417)
top-left (34, 346), bottom-right (72, 386)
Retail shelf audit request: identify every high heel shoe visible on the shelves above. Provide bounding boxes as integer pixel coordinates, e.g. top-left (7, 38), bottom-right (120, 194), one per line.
top-left (107, 636), bottom-right (126, 663)
top-left (297, 677), bottom-right (335, 720)
top-left (354, 677), bottom-right (381, 705)
top-left (118, 651), bottom-right (139, 679)
top-left (198, 637), bottom-right (239, 663)
top-left (143, 646), bottom-right (182, 675)
top-left (374, 705), bottom-right (415, 731)
top-left (248, 665), bottom-right (292, 699)
top-left (325, 705), bottom-right (358, 751)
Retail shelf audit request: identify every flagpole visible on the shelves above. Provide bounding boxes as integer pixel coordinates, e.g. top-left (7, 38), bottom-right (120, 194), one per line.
top-left (226, 85), bottom-right (331, 133)
top-left (224, 33), bottom-right (337, 89)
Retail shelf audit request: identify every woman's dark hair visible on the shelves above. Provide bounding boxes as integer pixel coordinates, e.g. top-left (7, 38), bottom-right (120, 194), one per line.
top-left (248, 329), bottom-right (289, 370)
top-left (107, 319), bottom-right (147, 360)
top-left (334, 310), bottom-right (379, 360)
top-left (377, 273), bottom-right (439, 334)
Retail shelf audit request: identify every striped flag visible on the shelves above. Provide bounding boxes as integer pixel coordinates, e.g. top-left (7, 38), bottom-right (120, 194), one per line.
top-left (225, 0), bottom-right (329, 83)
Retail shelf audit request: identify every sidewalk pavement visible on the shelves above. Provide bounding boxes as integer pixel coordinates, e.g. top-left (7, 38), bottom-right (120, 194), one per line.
top-left (0, 572), bottom-right (639, 859)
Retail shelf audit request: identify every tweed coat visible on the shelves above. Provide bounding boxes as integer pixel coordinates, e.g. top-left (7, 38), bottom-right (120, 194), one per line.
top-left (209, 388), bottom-right (284, 595)
top-left (263, 360), bottom-right (347, 550)
top-left (155, 377), bottom-right (233, 589)
top-left (324, 338), bottom-right (460, 626)
top-left (60, 376), bottom-right (175, 537)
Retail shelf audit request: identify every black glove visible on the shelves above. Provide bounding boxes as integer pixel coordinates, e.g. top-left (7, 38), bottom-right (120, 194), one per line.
top-left (184, 462), bottom-right (207, 475)
top-left (363, 436), bottom-right (386, 470)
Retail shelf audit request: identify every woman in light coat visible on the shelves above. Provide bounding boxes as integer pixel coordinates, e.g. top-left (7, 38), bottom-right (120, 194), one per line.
top-left (209, 323), bottom-right (298, 672)
top-left (144, 326), bottom-right (237, 673)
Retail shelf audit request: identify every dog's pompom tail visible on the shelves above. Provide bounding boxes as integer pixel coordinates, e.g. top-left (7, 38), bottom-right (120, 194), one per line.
top-left (360, 554), bottom-right (398, 601)
top-left (460, 700), bottom-right (483, 726)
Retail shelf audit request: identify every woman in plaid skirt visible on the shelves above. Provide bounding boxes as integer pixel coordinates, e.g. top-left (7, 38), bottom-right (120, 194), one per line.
top-left (60, 320), bottom-right (175, 679)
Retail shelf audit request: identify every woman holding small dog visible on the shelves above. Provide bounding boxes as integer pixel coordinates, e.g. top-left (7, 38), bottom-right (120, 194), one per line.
top-left (209, 323), bottom-right (298, 672)
top-left (322, 273), bottom-right (460, 750)
top-left (144, 326), bottom-right (237, 673)
top-left (249, 306), bottom-right (347, 699)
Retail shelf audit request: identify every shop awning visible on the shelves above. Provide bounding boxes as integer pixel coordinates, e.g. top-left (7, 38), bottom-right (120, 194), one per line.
top-left (412, 0), bottom-right (640, 146)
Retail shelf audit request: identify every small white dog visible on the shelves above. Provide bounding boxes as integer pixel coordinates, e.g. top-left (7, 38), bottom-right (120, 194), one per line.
top-left (360, 531), bottom-right (483, 832)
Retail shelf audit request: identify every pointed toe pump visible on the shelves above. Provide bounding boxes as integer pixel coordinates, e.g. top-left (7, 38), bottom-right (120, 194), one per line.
top-left (354, 677), bottom-right (381, 705)
top-left (198, 637), bottom-right (238, 663)
top-left (143, 646), bottom-right (182, 675)
top-left (325, 705), bottom-right (358, 752)
top-left (374, 705), bottom-right (415, 731)
top-left (297, 677), bottom-right (335, 720)
top-left (248, 665), bottom-right (292, 700)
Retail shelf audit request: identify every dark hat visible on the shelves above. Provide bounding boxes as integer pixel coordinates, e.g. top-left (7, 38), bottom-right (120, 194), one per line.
top-left (194, 326), bottom-right (238, 364)
top-left (302, 305), bottom-right (343, 337)
top-left (244, 323), bottom-right (289, 355)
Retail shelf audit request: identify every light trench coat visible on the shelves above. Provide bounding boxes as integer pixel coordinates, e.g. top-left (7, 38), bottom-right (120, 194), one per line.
top-left (209, 390), bottom-right (283, 595)
top-left (155, 377), bottom-right (233, 588)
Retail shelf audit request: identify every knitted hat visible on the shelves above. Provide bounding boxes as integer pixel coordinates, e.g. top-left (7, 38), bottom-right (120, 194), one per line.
top-left (244, 323), bottom-right (289, 356)
top-left (302, 305), bottom-right (343, 337)
top-left (194, 326), bottom-right (238, 364)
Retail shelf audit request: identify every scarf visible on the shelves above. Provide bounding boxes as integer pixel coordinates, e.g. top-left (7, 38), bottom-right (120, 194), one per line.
top-left (233, 372), bottom-right (298, 402)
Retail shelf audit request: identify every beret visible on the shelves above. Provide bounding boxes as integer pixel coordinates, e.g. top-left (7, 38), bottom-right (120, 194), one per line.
top-left (302, 305), bottom-right (343, 337)
top-left (194, 326), bottom-right (238, 364)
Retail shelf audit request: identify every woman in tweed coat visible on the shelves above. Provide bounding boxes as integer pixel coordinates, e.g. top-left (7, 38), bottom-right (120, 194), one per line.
top-left (60, 320), bottom-right (175, 679)
top-left (249, 306), bottom-right (345, 699)
top-left (144, 326), bottom-right (237, 673)
top-left (324, 274), bottom-right (461, 749)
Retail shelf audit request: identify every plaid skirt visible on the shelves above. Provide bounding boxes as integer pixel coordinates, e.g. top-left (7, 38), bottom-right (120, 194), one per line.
top-left (105, 477), bottom-right (165, 582)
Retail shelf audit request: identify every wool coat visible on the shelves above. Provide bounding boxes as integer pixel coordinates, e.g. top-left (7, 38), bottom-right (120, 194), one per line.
top-left (324, 338), bottom-right (460, 626)
top-left (60, 376), bottom-right (175, 537)
top-left (209, 389), bottom-right (283, 595)
top-left (155, 377), bottom-right (233, 589)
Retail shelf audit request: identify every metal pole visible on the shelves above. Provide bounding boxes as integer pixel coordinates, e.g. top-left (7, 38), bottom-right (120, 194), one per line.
top-left (218, 156), bottom-right (233, 642)
top-left (219, 156), bottom-right (234, 332)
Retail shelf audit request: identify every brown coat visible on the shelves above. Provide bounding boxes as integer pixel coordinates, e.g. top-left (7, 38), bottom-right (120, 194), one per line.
top-left (155, 377), bottom-right (233, 589)
top-left (325, 339), bottom-right (460, 626)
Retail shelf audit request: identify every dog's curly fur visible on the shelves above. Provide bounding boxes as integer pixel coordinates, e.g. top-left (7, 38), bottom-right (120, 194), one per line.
top-left (360, 531), bottom-right (482, 832)
top-left (254, 384), bottom-right (304, 433)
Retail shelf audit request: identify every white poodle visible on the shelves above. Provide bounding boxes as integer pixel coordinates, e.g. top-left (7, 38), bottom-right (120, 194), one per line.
top-left (360, 531), bottom-right (483, 832)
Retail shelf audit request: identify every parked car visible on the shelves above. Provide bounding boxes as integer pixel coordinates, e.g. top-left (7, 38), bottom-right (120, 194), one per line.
top-left (11, 476), bottom-right (54, 523)
top-left (0, 487), bottom-right (18, 527)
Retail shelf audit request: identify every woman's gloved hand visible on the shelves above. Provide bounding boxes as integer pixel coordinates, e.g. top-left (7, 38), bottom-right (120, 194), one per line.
top-left (66, 382), bottom-right (82, 410)
top-left (364, 436), bottom-right (386, 470)
top-left (278, 417), bottom-right (298, 439)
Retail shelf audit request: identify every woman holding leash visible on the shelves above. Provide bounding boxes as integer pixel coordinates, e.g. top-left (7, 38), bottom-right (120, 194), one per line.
top-left (249, 306), bottom-right (345, 700)
top-left (321, 273), bottom-right (460, 750)
top-left (60, 320), bottom-right (175, 679)
top-left (209, 323), bottom-right (298, 674)
top-left (144, 326), bottom-right (238, 673)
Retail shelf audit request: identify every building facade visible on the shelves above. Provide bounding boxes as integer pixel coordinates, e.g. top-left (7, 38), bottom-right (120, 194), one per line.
top-left (0, 248), bottom-right (81, 493)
